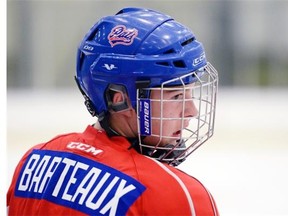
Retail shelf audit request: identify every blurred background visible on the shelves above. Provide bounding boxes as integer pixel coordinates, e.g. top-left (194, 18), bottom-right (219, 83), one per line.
top-left (7, 0), bottom-right (288, 215)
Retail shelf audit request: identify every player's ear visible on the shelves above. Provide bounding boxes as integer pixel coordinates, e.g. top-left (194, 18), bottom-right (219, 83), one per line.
top-left (112, 92), bottom-right (124, 104)
top-left (109, 91), bottom-right (130, 113)
top-left (106, 84), bottom-right (130, 112)
top-left (112, 92), bottom-right (135, 117)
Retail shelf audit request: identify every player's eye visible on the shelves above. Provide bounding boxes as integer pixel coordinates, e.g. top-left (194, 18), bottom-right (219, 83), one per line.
top-left (172, 93), bottom-right (183, 100)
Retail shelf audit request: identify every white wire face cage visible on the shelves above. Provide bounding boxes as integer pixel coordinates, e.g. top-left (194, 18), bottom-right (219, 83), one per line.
top-left (137, 62), bottom-right (218, 166)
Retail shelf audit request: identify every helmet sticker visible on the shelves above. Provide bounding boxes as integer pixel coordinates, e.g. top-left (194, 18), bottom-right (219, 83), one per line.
top-left (192, 52), bottom-right (206, 66)
top-left (138, 99), bottom-right (151, 136)
top-left (102, 63), bottom-right (118, 71)
top-left (108, 25), bottom-right (138, 47)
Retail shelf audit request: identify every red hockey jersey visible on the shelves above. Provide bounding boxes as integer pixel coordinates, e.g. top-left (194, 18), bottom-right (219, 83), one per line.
top-left (7, 125), bottom-right (219, 216)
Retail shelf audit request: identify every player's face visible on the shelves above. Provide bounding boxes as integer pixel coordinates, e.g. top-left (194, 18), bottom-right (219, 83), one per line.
top-left (143, 84), bottom-right (198, 147)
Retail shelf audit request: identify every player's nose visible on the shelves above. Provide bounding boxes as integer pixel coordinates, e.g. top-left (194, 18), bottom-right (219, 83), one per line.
top-left (184, 99), bottom-right (198, 118)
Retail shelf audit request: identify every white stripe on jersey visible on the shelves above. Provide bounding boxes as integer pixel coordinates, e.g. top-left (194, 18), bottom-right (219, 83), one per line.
top-left (145, 157), bottom-right (196, 216)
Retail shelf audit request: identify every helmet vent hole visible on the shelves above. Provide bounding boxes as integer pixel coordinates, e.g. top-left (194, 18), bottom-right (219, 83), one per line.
top-left (163, 48), bottom-right (176, 54)
top-left (173, 60), bottom-right (186, 68)
top-left (156, 62), bottom-right (170, 67)
top-left (181, 37), bottom-right (195, 47)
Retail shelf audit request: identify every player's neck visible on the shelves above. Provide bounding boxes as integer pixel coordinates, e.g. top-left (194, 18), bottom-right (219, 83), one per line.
top-left (109, 111), bottom-right (138, 138)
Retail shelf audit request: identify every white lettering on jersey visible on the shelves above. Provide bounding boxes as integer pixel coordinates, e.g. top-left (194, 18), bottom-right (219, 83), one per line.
top-left (15, 149), bottom-right (146, 216)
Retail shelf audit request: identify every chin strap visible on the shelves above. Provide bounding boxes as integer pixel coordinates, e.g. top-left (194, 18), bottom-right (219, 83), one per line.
top-left (128, 136), bottom-right (186, 166)
top-left (141, 141), bottom-right (186, 166)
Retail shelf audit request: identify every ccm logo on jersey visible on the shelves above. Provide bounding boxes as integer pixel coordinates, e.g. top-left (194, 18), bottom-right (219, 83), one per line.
top-left (15, 149), bottom-right (146, 216)
top-left (66, 142), bottom-right (103, 156)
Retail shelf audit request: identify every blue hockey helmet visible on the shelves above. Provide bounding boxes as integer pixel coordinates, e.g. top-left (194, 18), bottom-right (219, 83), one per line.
top-left (75, 7), bottom-right (207, 117)
top-left (75, 7), bottom-right (218, 165)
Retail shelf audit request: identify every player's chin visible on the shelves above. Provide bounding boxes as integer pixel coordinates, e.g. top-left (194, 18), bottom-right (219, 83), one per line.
top-left (167, 131), bottom-right (184, 146)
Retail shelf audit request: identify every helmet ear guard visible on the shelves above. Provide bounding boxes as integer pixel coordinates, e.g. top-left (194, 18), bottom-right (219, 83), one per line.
top-left (75, 76), bottom-right (131, 115)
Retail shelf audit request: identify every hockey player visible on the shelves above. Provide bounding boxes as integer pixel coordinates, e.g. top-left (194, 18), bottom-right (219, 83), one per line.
top-left (7, 7), bottom-right (219, 215)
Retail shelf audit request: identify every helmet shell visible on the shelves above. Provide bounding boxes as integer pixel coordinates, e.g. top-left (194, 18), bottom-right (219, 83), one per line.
top-left (76, 7), bottom-right (207, 116)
